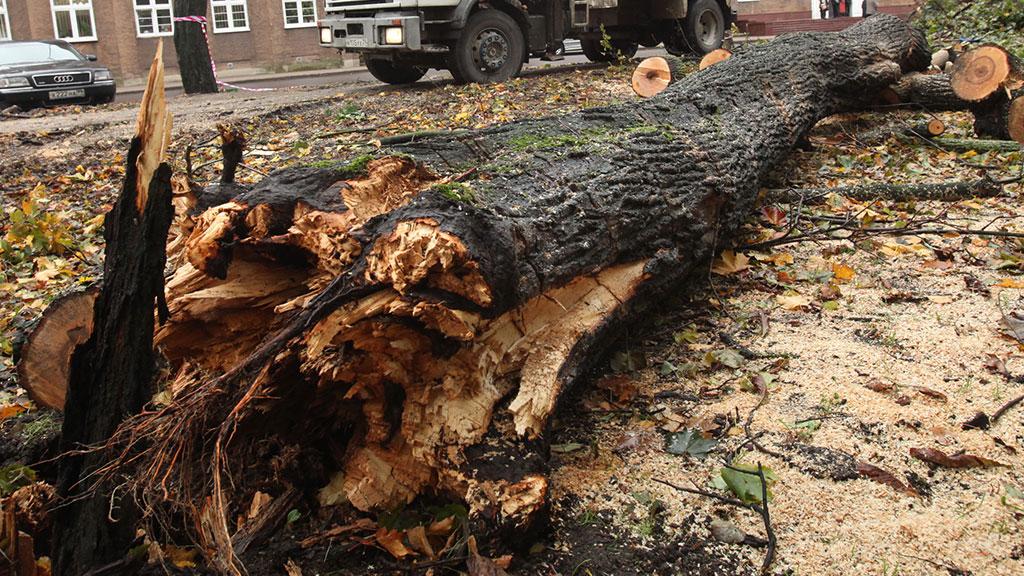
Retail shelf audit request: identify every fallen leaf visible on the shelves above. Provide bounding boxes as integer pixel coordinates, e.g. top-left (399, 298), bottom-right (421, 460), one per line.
top-left (0, 404), bottom-right (27, 422)
top-left (994, 278), bottom-right (1024, 288)
top-left (406, 525), bottom-right (435, 559)
top-left (914, 387), bottom-right (948, 402)
top-left (466, 535), bottom-right (510, 576)
top-left (760, 205), bottom-right (787, 227)
top-left (247, 491), bottom-right (272, 520)
top-left (284, 559), bottom-right (303, 576)
top-left (163, 546), bottom-right (198, 569)
top-left (664, 428), bottom-right (718, 457)
top-left (712, 250), bottom-right (750, 275)
top-left (909, 447), bottom-right (1004, 469)
top-left (832, 263), bottom-right (856, 283)
top-left (961, 411), bottom-right (991, 431)
top-left (375, 527), bottom-right (414, 558)
top-left (595, 374), bottom-right (639, 404)
top-left (863, 378), bottom-right (894, 393)
top-left (983, 353), bottom-right (1010, 378)
top-left (964, 274), bottom-right (991, 297)
top-left (921, 259), bottom-right (954, 271)
top-left (776, 293), bottom-right (811, 311)
top-left (856, 461), bottom-right (918, 497)
top-left (711, 461), bottom-right (777, 504)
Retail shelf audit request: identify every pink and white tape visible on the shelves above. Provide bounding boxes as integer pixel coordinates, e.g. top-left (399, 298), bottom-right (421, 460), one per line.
top-left (173, 15), bottom-right (275, 92)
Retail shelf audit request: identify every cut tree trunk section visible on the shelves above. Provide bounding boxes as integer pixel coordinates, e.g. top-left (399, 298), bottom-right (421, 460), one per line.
top-left (631, 54), bottom-right (690, 98)
top-left (36, 16), bottom-right (941, 573)
top-left (949, 44), bottom-right (1023, 101)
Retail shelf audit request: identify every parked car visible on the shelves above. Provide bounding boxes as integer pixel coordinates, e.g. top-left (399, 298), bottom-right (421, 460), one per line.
top-left (0, 40), bottom-right (116, 108)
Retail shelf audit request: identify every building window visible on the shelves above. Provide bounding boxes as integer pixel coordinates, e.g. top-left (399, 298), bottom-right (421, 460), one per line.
top-left (135, 0), bottom-right (174, 37)
top-left (211, 0), bottom-right (249, 33)
top-left (282, 0), bottom-right (317, 28)
top-left (0, 0), bottom-right (10, 41)
top-left (51, 0), bottom-right (98, 42)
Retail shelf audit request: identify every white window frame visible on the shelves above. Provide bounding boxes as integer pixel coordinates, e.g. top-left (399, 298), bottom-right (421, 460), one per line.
top-left (282, 0), bottom-right (317, 29)
top-left (211, 0), bottom-right (250, 33)
top-left (50, 0), bottom-right (98, 43)
top-left (134, 0), bottom-right (174, 38)
top-left (0, 0), bottom-right (11, 42)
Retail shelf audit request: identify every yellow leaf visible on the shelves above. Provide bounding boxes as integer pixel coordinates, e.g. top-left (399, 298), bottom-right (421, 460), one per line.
top-left (0, 403), bottom-right (27, 421)
top-left (163, 546), bottom-right (198, 569)
top-left (995, 278), bottom-right (1024, 288)
top-left (832, 263), bottom-right (855, 283)
top-left (776, 293), bottom-right (811, 311)
top-left (712, 250), bottom-right (749, 275)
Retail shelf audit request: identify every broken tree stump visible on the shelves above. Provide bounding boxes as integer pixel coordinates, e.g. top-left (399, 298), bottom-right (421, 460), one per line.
top-left (52, 44), bottom-right (174, 575)
top-left (48, 15), bottom-right (938, 572)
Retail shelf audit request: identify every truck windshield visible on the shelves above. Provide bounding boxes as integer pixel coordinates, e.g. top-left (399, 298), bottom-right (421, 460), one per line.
top-left (0, 42), bottom-right (84, 66)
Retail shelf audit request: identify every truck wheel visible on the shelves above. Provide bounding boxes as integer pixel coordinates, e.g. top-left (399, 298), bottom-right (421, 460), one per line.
top-left (451, 9), bottom-right (525, 84)
top-left (365, 59), bottom-right (428, 85)
top-left (684, 0), bottom-right (725, 54)
top-left (580, 38), bottom-right (639, 62)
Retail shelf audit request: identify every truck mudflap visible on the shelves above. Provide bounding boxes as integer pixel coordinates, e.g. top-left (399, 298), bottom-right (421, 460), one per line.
top-left (319, 12), bottom-right (423, 51)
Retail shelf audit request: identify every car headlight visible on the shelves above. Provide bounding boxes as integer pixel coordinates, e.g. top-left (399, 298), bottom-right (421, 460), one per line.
top-left (320, 26), bottom-right (333, 44)
top-left (0, 77), bottom-right (30, 88)
top-left (94, 70), bottom-right (112, 81)
top-left (382, 26), bottom-right (403, 45)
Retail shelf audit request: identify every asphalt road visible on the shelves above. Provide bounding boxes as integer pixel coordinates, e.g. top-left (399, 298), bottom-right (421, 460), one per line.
top-left (114, 48), bottom-right (664, 103)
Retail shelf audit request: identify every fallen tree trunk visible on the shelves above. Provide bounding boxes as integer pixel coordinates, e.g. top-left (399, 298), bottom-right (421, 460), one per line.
top-left (68, 15), bottom-right (933, 572)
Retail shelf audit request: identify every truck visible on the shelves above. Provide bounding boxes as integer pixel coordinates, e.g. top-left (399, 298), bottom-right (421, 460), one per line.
top-left (317, 0), bottom-right (735, 85)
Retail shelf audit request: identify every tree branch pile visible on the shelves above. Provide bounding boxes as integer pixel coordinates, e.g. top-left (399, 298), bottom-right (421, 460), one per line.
top-left (23, 15), bottom-right (956, 573)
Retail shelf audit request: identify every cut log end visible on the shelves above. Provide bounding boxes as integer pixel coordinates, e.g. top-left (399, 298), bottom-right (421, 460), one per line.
top-left (17, 289), bottom-right (98, 410)
top-left (698, 48), bottom-right (732, 71)
top-left (950, 44), bottom-right (1019, 102)
top-left (631, 56), bottom-right (672, 98)
top-left (1009, 97), bottom-right (1024, 144)
top-left (927, 118), bottom-right (946, 136)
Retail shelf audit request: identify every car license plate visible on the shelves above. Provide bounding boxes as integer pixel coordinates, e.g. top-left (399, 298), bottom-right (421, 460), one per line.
top-left (48, 89), bottom-right (86, 100)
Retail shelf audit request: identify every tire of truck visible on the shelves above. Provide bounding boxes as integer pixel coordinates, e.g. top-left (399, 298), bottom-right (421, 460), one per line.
top-left (365, 58), bottom-right (429, 85)
top-left (449, 9), bottom-right (526, 84)
top-left (683, 0), bottom-right (725, 54)
top-left (580, 38), bottom-right (639, 63)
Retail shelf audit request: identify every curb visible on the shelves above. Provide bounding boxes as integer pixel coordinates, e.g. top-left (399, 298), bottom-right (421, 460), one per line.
top-left (118, 64), bottom-right (367, 95)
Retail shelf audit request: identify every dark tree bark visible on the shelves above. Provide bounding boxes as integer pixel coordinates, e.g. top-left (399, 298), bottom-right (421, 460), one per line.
top-left (173, 0), bottom-right (218, 94)
top-left (52, 53), bottom-right (175, 575)
top-left (885, 72), bottom-right (1019, 139)
top-left (63, 15), bottom-right (936, 572)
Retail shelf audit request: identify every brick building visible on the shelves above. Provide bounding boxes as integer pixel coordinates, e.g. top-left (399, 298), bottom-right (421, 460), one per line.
top-left (735, 0), bottom-right (919, 35)
top-left (0, 1), bottom-right (345, 80)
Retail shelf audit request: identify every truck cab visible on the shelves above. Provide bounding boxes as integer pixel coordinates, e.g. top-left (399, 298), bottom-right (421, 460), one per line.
top-left (318, 0), bottom-right (734, 84)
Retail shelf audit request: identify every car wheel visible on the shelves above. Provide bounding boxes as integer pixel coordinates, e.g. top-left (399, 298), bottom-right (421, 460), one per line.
top-left (684, 0), bottom-right (725, 54)
top-left (580, 37), bottom-right (639, 62)
top-left (451, 9), bottom-right (525, 84)
top-left (365, 58), bottom-right (428, 85)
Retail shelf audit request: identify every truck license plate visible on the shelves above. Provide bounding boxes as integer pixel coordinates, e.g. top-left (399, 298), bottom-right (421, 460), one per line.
top-left (49, 89), bottom-right (86, 100)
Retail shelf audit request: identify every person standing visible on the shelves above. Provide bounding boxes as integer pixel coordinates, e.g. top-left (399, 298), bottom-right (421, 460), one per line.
top-left (820, 0), bottom-right (830, 18)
